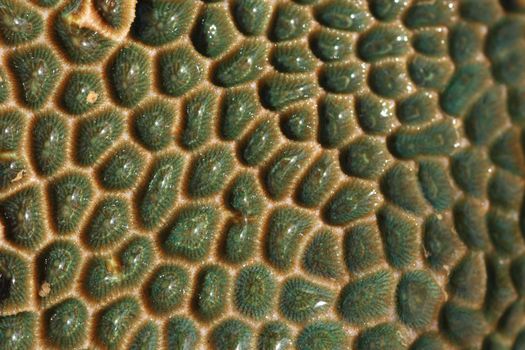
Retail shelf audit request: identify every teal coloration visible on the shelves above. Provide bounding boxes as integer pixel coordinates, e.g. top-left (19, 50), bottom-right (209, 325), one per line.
top-left (119, 236), bottom-right (154, 288)
top-left (211, 319), bottom-right (253, 350)
top-left (132, 0), bottom-right (192, 46)
top-left (109, 45), bottom-right (150, 107)
top-left (235, 264), bottom-right (276, 319)
top-left (449, 23), bottom-right (482, 64)
top-left (271, 3), bottom-right (310, 41)
top-left (368, 0), bottom-right (408, 22)
top-left (264, 145), bottom-right (310, 199)
top-left (31, 112), bottom-right (67, 176)
top-left (423, 215), bottom-right (458, 270)
top-left (451, 147), bottom-right (490, 198)
top-left (223, 219), bottom-right (258, 264)
top-left (453, 198), bottom-right (491, 251)
top-left (490, 128), bottom-right (525, 177)
top-left (358, 25), bottom-right (409, 62)
top-left (84, 196), bottom-right (129, 249)
top-left (166, 317), bottom-right (199, 350)
top-left (320, 62), bottom-right (365, 94)
top-left (412, 29), bottom-right (448, 57)
top-left (340, 136), bottom-right (389, 180)
top-left (489, 170), bottom-right (523, 211)
top-left (356, 323), bottom-right (405, 350)
top-left (279, 277), bottom-right (334, 322)
top-left (484, 255), bottom-right (517, 323)
top-left (397, 270), bottom-right (442, 329)
top-left (0, 186), bottom-right (44, 250)
top-left (193, 5), bottom-right (234, 58)
top-left (441, 302), bottom-right (487, 346)
top-left (318, 94), bottom-right (355, 148)
top-left (485, 18), bottom-right (523, 61)
top-left (377, 205), bottom-right (418, 269)
top-left (465, 86), bottom-right (506, 146)
top-left (258, 322), bottom-right (292, 350)
top-left (188, 145), bottom-right (234, 197)
top-left (296, 153), bottom-right (337, 208)
top-left (129, 321), bottom-right (159, 350)
top-left (84, 236), bottom-right (153, 300)
top-left (0, 0), bottom-right (43, 45)
top-left (311, 29), bottom-right (353, 62)
top-left (146, 264), bottom-right (188, 314)
top-left (158, 46), bottom-right (203, 97)
top-left (408, 55), bottom-right (453, 90)
top-left (49, 173), bottom-right (92, 234)
top-left (215, 40), bottom-right (267, 87)
top-left (138, 154), bottom-right (184, 229)
top-left (260, 74), bottom-right (317, 110)
top-left (487, 208), bottom-right (522, 255)
top-left (54, 1), bottom-right (114, 63)
top-left (440, 64), bottom-right (489, 116)
top-left (75, 109), bottom-right (124, 166)
top-left (0, 249), bottom-right (28, 309)
top-left (34, 0), bottom-right (60, 8)
top-left (338, 270), bottom-right (394, 324)
top-left (410, 333), bottom-right (446, 350)
top-left (180, 90), bottom-right (217, 150)
top-left (344, 223), bottom-right (384, 274)
top-left (403, 0), bottom-right (453, 28)
top-left (62, 71), bottom-right (103, 115)
top-left (492, 46), bottom-right (525, 87)
top-left (0, 158), bottom-right (25, 190)
top-left (323, 181), bottom-right (380, 226)
top-left (511, 255), bottom-right (525, 296)
top-left (194, 265), bottom-right (229, 320)
top-left (396, 91), bottom-right (437, 125)
top-left (296, 321), bottom-right (346, 350)
top-left (0, 109), bottom-right (25, 151)
top-left (98, 143), bottom-right (144, 190)
top-left (232, 0), bottom-right (270, 35)
top-left (368, 62), bottom-right (409, 99)
top-left (38, 240), bottom-right (80, 301)
top-left (164, 205), bottom-right (219, 260)
top-left (508, 86), bottom-right (525, 126)
top-left (459, 0), bottom-right (502, 24)
top-left (96, 297), bottom-right (140, 349)
top-left (94, 0), bottom-right (124, 28)
top-left (44, 298), bottom-right (87, 349)
top-left (271, 43), bottom-right (317, 73)
top-left (228, 172), bottom-right (264, 217)
top-left (302, 230), bottom-right (341, 279)
top-left (265, 206), bottom-right (312, 270)
top-left (0, 312), bottom-right (35, 349)
top-left (448, 252), bottom-right (486, 304)
top-left (9, 46), bottom-right (60, 109)
top-left (316, 0), bottom-right (370, 32)
top-left (390, 120), bottom-right (458, 158)
top-left (220, 88), bottom-right (258, 140)
top-left (242, 119), bottom-right (280, 166)
top-left (132, 99), bottom-right (175, 151)
top-left (280, 107), bottom-right (315, 141)
top-left (355, 93), bottom-right (396, 135)
top-left (380, 163), bottom-right (427, 215)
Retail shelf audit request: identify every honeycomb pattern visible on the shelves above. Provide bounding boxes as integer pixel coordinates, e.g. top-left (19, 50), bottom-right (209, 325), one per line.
top-left (0, 0), bottom-right (525, 349)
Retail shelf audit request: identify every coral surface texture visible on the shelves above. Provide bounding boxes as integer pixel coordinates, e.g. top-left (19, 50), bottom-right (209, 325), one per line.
top-left (1, 0), bottom-right (525, 349)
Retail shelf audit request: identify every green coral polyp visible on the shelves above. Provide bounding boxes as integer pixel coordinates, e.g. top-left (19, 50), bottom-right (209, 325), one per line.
top-left (44, 298), bottom-right (88, 349)
top-left (84, 196), bottom-right (129, 249)
top-left (62, 70), bottom-right (104, 115)
top-left (158, 46), bottom-right (203, 97)
top-left (235, 264), bottom-right (276, 319)
top-left (0, 249), bottom-right (29, 310)
top-left (146, 264), bottom-right (188, 314)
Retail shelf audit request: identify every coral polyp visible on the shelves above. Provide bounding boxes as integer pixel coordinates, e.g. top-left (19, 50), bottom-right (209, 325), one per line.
top-left (0, 0), bottom-right (524, 348)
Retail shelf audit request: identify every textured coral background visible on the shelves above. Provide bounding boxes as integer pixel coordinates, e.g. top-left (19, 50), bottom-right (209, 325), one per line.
top-left (0, 0), bottom-right (525, 349)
